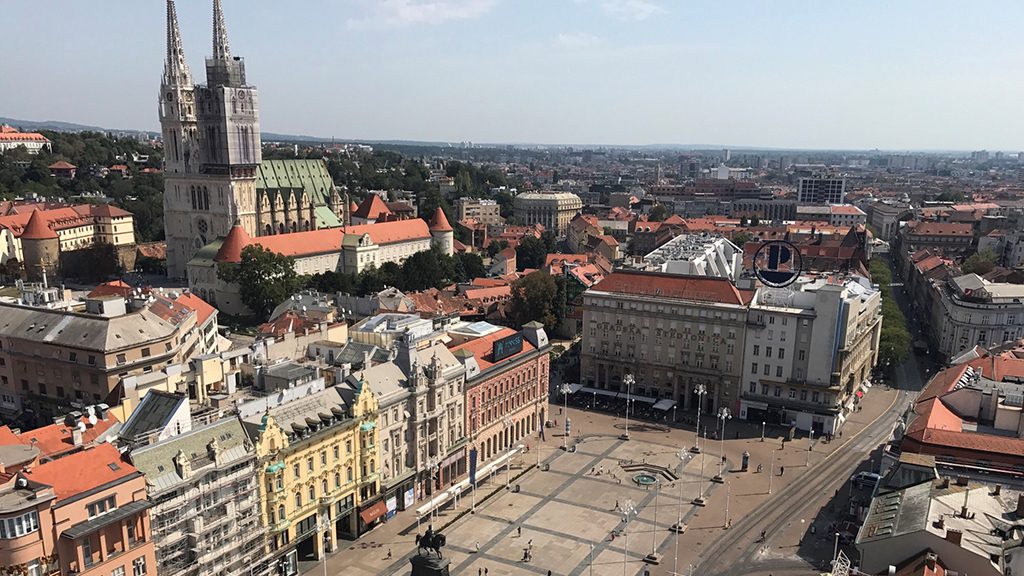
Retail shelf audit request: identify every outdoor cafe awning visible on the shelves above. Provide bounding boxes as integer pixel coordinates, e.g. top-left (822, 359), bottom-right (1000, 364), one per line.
top-left (621, 393), bottom-right (656, 404)
top-left (564, 383), bottom-right (583, 394)
top-left (652, 399), bottom-right (676, 411)
top-left (359, 500), bottom-right (388, 524)
top-left (580, 386), bottom-right (618, 398)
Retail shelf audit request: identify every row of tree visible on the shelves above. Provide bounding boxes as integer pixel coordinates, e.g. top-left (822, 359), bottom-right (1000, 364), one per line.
top-left (219, 245), bottom-right (487, 318)
top-left (868, 258), bottom-right (911, 368)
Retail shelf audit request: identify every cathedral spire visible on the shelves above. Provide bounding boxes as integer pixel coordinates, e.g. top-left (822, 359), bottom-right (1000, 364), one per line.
top-left (164, 0), bottom-right (191, 86)
top-left (212, 0), bottom-right (231, 61)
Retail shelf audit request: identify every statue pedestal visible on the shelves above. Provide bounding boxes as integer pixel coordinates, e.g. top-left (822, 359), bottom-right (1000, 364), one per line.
top-left (410, 554), bottom-right (450, 576)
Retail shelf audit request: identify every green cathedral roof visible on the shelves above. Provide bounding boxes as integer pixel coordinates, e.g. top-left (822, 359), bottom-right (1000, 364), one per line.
top-left (256, 159), bottom-right (335, 206)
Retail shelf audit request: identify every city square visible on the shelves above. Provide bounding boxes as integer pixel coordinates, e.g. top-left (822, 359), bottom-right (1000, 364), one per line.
top-left (320, 381), bottom-right (902, 576)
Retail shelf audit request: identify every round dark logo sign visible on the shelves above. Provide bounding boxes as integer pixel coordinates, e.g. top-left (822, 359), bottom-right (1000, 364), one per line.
top-left (753, 240), bottom-right (802, 288)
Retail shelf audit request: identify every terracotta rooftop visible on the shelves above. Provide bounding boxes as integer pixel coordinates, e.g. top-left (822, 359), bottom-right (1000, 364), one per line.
top-left (908, 221), bottom-right (974, 236)
top-left (48, 160), bottom-right (76, 170)
top-left (352, 194), bottom-right (392, 220)
top-left (20, 208), bottom-right (58, 240)
top-left (21, 443), bottom-right (138, 502)
top-left (2, 413), bottom-right (119, 460)
top-left (213, 223), bottom-right (252, 263)
top-left (591, 271), bottom-right (754, 306)
top-left (87, 280), bottom-right (135, 299)
top-left (428, 207), bottom-right (453, 232)
top-left (449, 326), bottom-right (538, 374)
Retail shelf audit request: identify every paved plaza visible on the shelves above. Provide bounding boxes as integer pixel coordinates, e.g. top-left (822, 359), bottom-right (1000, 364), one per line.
top-left (314, 384), bottom-right (901, 576)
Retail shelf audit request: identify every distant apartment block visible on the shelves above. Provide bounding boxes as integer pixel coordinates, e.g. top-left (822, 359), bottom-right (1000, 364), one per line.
top-left (456, 198), bottom-right (503, 226)
top-left (797, 176), bottom-right (846, 204)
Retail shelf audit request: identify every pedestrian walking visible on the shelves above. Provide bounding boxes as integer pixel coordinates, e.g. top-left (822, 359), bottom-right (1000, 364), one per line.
top-left (386, 548), bottom-right (392, 559)
top-left (528, 539), bottom-right (533, 550)
top-left (475, 541), bottom-right (480, 553)
top-left (517, 526), bottom-right (522, 537)
top-left (780, 466), bottom-right (785, 476)
top-left (479, 569), bottom-right (482, 576)
top-left (485, 568), bottom-right (489, 576)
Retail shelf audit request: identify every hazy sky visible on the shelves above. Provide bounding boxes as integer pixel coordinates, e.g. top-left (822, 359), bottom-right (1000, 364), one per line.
top-left (3, 0), bottom-right (1023, 150)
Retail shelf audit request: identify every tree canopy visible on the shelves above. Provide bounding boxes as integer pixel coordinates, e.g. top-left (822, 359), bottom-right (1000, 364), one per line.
top-left (961, 249), bottom-right (998, 276)
top-left (648, 204), bottom-right (669, 222)
top-left (515, 235), bottom-right (548, 270)
top-left (218, 245), bottom-right (303, 319)
top-left (869, 258), bottom-right (911, 367)
top-left (507, 271), bottom-right (559, 331)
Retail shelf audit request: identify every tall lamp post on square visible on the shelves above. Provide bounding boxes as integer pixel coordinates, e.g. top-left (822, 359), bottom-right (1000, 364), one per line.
top-left (690, 384), bottom-right (707, 453)
top-left (712, 407), bottom-right (730, 483)
top-left (621, 373), bottom-right (634, 441)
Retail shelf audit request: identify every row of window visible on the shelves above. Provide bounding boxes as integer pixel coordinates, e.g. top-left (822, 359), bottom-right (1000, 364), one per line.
top-left (0, 511), bottom-right (39, 539)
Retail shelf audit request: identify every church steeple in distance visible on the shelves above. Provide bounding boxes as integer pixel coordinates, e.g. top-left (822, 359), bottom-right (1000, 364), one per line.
top-left (163, 0), bottom-right (191, 87)
top-left (212, 0), bottom-right (231, 61)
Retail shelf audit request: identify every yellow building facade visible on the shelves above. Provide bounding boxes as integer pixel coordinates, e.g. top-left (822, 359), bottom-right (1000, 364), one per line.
top-left (250, 382), bottom-right (381, 573)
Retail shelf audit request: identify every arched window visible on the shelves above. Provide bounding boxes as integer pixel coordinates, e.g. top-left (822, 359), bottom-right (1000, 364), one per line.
top-left (265, 224), bottom-right (272, 236)
top-left (278, 223), bottom-right (285, 235)
top-left (346, 466), bottom-right (353, 483)
top-left (190, 186), bottom-right (197, 210)
top-left (295, 493), bottom-right (302, 508)
top-left (308, 485), bottom-right (315, 502)
top-left (334, 472), bottom-right (341, 489)
top-left (277, 505), bottom-right (285, 521)
top-left (321, 479), bottom-right (328, 495)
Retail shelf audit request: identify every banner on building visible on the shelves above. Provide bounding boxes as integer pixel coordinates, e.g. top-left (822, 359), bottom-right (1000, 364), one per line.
top-left (404, 488), bottom-right (415, 509)
top-left (469, 447), bottom-right (478, 487)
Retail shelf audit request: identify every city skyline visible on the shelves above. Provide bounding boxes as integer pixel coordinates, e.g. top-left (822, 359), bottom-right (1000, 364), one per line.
top-left (3, 0), bottom-right (1024, 150)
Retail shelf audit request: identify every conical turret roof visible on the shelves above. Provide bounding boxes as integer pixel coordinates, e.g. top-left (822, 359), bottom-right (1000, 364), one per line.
top-left (214, 223), bottom-right (252, 263)
top-left (428, 207), bottom-right (453, 232)
top-left (21, 210), bottom-right (57, 240)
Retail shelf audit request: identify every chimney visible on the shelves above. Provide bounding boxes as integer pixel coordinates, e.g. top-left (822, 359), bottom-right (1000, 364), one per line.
top-left (955, 476), bottom-right (969, 486)
top-left (993, 484), bottom-right (1001, 496)
top-left (945, 528), bottom-right (963, 546)
top-left (71, 426), bottom-right (83, 446)
top-left (1016, 494), bottom-right (1024, 517)
top-left (925, 552), bottom-right (937, 571)
top-left (887, 566), bottom-right (896, 576)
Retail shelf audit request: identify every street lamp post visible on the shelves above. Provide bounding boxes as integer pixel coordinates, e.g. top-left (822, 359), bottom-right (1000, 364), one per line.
top-left (768, 449), bottom-right (777, 494)
top-left (589, 543), bottom-right (595, 576)
top-left (621, 374), bottom-right (635, 440)
top-left (691, 384), bottom-right (707, 453)
top-left (724, 481), bottom-right (731, 529)
top-left (693, 430), bottom-right (707, 506)
top-left (671, 449), bottom-right (688, 532)
top-left (761, 421), bottom-right (766, 442)
top-left (560, 382), bottom-right (572, 451)
top-left (502, 416), bottom-right (513, 488)
top-left (712, 407), bottom-right (731, 483)
top-left (645, 483), bottom-right (662, 564)
top-left (622, 500), bottom-right (636, 576)
top-left (833, 531), bottom-right (841, 566)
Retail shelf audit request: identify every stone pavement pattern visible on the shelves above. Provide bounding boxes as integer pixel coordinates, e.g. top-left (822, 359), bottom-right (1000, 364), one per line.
top-left (310, 383), bottom-right (899, 576)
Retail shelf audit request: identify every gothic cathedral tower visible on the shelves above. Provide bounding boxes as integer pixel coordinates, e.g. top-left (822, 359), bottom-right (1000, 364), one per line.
top-left (162, 0), bottom-right (261, 278)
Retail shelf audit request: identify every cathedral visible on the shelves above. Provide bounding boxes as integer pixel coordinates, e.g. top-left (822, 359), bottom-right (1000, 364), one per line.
top-left (160, 0), bottom-right (347, 278)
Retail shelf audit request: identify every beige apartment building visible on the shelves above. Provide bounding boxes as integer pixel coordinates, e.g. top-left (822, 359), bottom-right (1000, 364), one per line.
top-left (513, 191), bottom-right (583, 237)
top-left (456, 198), bottom-right (503, 225)
top-left (581, 270), bottom-right (754, 415)
top-left (739, 275), bottom-right (882, 434)
top-left (0, 291), bottom-right (218, 423)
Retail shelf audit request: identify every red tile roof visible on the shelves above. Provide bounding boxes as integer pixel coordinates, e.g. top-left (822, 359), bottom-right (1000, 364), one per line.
top-left (6, 414), bottom-right (119, 459)
top-left (48, 160), bottom-right (76, 170)
top-left (592, 271), bottom-right (754, 306)
top-left (174, 291), bottom-right (217, 326)
top-left (428, 207), bottom-right (453, 232)
top-left (908, 222), bottom-right (974, 236)
top-left (0, 204), bottom-right (134, 239)
top-left (22, 443), bottom-right (137, 501)
top-left (214, 224), bottom-right (252, 263)
top-left (88, 280), bottom-right (135, 299)
top-left (352, 195), bottom-right (392, 220)
top-left (222, 220), bottom-right (432, 260)
top-left (20, 209), bottom-right (58, 240)
top-left (449, 326), bottom-right (538, 373)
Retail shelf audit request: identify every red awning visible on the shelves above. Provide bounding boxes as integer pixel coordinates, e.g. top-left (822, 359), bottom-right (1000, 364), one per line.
top-left (359, 501), bottom-right (388, 524)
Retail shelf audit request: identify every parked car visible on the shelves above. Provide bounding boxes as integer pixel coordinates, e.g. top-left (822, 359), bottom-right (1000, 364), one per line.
top-left (850, 471), bottom-right (881, 489)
